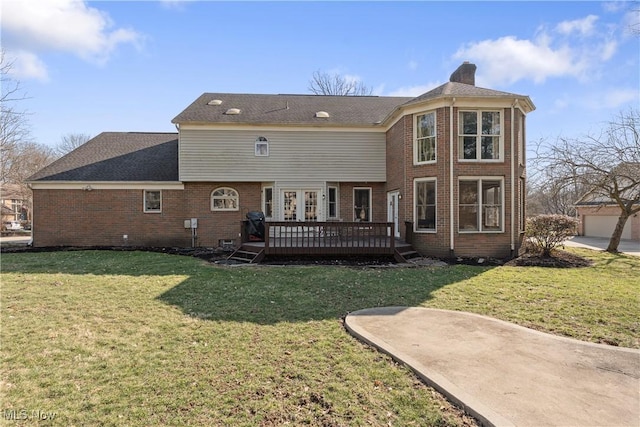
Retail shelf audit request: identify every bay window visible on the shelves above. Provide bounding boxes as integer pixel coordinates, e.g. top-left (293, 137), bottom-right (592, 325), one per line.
top-left (415, 112), bottom-right (436, 164)
top-left (415, 179), bottom-right (436, 232)
top-left (459, 111), bottom-right (502, 160)
top-left (459, 179), bottom-right (503, 232)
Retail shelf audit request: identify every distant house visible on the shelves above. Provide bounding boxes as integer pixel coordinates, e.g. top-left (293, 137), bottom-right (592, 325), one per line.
top-left (1, 183), bottom-right (30, 228)
top-left (575, 175), bottom-right (640, 242)
top-left (28, 62), bottom-right (535, 259)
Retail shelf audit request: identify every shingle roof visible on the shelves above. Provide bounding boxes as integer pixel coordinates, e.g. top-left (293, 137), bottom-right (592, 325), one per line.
top-left (171, 93), bottom-right (413, 126)
top-left (28, 132), bottom-right (179, 182)
top-left (404, 81), bottom-right (530, 106)
top-left (172, 83), bottom-right (533, 127)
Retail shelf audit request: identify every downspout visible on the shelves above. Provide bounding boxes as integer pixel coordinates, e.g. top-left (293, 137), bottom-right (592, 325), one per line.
top-left (450, 98), bottom-right (456, 257)
top-left (510, 100), bottom-right (517, 256)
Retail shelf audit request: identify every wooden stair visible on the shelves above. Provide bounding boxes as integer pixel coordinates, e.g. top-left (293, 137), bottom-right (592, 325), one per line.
top-left (394, 245), bottom-right (420, 263)
top-left (227, 245), bottom-right (265, 264)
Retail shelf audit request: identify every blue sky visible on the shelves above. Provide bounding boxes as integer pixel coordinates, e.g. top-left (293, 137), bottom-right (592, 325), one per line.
top-left (2, 1), bottom-right (639, 152)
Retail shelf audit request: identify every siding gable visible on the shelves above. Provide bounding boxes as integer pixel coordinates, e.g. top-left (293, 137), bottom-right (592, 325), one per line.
top-left (179, 128), bottom-right (386, 182)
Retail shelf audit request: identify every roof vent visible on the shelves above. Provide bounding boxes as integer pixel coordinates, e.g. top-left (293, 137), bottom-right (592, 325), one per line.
top-left (208, 99), bottom-right (223, 105)
top-left (315, 111), bottom-right (330, 118)
top-left (225, 108), bottom-right (241, 115)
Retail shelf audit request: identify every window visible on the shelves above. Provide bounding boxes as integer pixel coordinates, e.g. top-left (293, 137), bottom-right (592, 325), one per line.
top-left (459, 179), bottom-right (503, 232)
top-left (519, 178), bottom-right (526, 232)
top-left (144, 190), bottom-right (161, 213)
top-left (415, 112), bottom-right (436, 163)
top-left (10, 199), bottom-right (21, 220)
top-left (354, 188), bottom-right (371, 221)
top-left (459, 111), bottom-right (502, 160)
top-left (518, 115), bottom-right (525, 166)
top-left (328, 186), bottom-right (338, 219)
top-left (255, 136), bottom-right (269, 156)
top-left (415, 179), bottom-right (436, 231)
top-left (263, 187), bottom-right (273, 218)
top-left (211, 187), bottom-right (239, 211)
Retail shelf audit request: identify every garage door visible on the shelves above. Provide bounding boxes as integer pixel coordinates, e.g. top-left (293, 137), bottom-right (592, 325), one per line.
top-left (584, 216), bottom-right (631, 239)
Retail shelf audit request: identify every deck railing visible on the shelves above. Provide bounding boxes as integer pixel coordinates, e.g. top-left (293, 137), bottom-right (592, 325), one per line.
top-left (262, 221), bottom-right (395, 256)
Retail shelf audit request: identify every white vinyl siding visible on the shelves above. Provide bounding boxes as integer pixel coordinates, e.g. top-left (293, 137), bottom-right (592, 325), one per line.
top-left (179, 129), bottom-right (386, 182)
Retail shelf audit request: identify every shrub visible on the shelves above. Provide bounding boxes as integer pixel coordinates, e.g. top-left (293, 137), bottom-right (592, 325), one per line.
top-left (525, 214), bottom-right (579, 257)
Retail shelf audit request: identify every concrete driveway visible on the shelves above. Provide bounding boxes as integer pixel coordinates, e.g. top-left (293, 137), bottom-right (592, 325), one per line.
top-left (563, 236), bottom-right (639, 256)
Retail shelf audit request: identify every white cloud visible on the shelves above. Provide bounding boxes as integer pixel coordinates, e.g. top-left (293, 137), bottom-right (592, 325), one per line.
top-left (602, 1), bottom-right (626, 13)
top-left (593, 88), bottom-right (639, 109)
top-left (6, 50), bottom-right (49, 82)
top-left (408, 60), bottom-right (419, 71)
top-left (454, 35), bottom-right (579, 86)
top-left (453, 14), bottom-right (620, 87)
top-left (555, 15), bottom-right (599, 36)
top-left (2, 0), bottom-right (143, 80)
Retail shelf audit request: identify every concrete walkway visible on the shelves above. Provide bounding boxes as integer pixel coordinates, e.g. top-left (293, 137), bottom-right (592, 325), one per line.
top-left (345, 307), bottom-right (640, 427)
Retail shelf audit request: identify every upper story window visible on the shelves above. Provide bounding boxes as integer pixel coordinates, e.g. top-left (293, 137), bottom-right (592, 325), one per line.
top-left (144, 190), bottom-right (161, 213)
top-left (459, 111), bottom-right (502, 161)
top-left (255, 136), bottom-right (269, 156)
top-left (415, 112), bottom-right (436, 164)
top-left (211, 187), bottom-right (239, 211)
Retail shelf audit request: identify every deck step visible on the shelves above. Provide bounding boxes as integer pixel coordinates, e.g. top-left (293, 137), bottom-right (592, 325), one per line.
top-left (227, 247), bottom-right (264, 264)
top-left (394, 247), bottom-right (420, 263)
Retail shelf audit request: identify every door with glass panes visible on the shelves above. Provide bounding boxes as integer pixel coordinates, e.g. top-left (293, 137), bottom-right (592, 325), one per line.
top-left (281, 190), bottom-right (321, 221)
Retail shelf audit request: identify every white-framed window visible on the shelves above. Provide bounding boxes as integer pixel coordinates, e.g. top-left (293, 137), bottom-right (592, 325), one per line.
top-left (354, 188), bottom-right (371, 221)
top-left (459, 178), bottom-right (504, 232)
top-left (414, 178), bottom-right (436, 232)
top-left (519, 178), bottom-right (526, 233)
top-left (255, 136), bottom-right (269, 156)
top-left (327, 186), bottom-right (338, 219)
top-left (263, 187), bottom-right (273, 218)
top-left (459, 110), bottom-right (502, 161)
top-left (518, 114), bottom-right (525, 166)
top-left (415, 111), bottom-right (436, 164)
top-left (211, 187), bottom-right (239, 211)
top-left (144, 190), bottom-right (161, 213)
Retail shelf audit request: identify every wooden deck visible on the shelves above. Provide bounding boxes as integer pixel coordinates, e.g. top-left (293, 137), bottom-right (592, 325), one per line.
top-left (231, 221), bottom-right (417, 263)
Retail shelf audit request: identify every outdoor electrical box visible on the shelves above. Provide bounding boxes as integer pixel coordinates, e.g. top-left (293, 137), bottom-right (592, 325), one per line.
top-left (183, 220), bottom-right (191, 229)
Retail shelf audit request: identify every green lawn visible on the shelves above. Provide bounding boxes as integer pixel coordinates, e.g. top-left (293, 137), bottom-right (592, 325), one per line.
top-left (1, 249), bottom-right (638, 426)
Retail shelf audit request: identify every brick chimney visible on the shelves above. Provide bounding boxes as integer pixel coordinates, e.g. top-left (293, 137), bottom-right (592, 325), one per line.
top-left (449, 61), bottom-right (476, 86)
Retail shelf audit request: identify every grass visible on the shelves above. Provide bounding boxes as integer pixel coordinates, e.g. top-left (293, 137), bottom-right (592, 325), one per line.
top-left (1, 248), bottom-right (638, 426)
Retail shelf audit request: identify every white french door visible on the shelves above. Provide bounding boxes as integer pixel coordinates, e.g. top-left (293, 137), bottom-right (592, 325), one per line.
top-left (387, 191), bottom-right (400, 238)
top-left (281, 190), bottom-right (321, 221)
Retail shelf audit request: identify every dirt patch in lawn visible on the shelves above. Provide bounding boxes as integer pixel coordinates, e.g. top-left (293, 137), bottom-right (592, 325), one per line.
top-left (505, 250), bottom-right (593, 268)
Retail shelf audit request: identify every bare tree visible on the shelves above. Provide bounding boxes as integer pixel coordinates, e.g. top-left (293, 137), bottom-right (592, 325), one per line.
top-left (0, 50), bottom-right (33, 183)
top-left (308, 70), bottom-right (373, 96)
top-left (56, 133), bottom-right (91, 156)
top-left (528, 158), bottom-right (588, 217)
top-left (532, 109), bottom-right (640, 252)
top-left (629, 2), bottom-right (640, 36)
